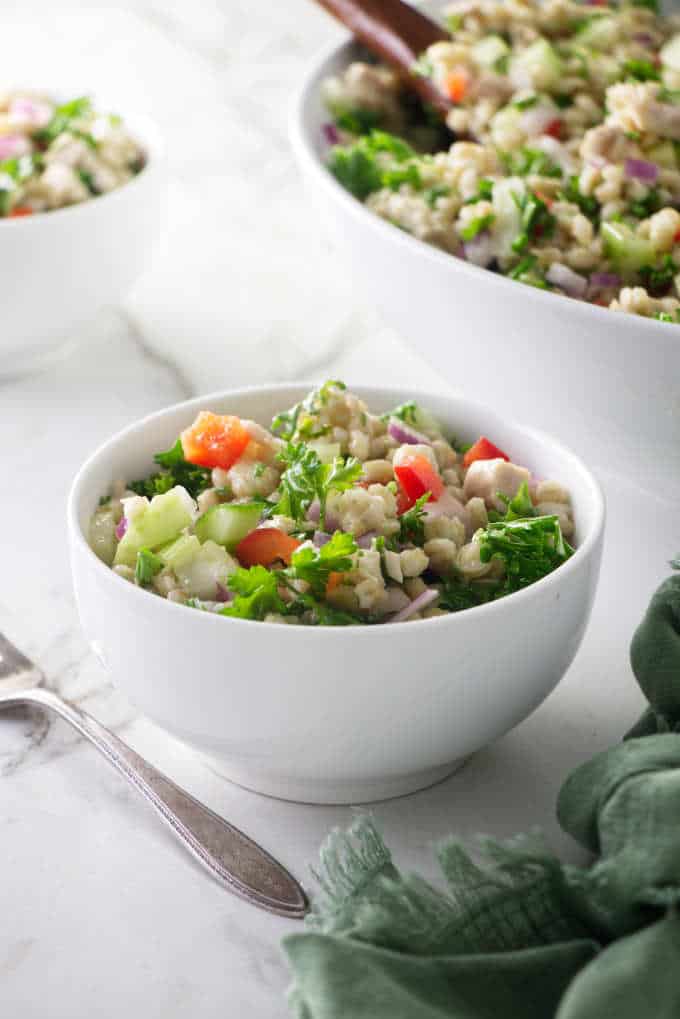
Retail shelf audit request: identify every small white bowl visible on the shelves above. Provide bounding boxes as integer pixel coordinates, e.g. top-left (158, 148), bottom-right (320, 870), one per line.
top-left (290, 40), bottom-right (680, 502)
top-left (0, 103), bottom-right (164, 377)
top-left (68, 384), bottom-right (605, 804)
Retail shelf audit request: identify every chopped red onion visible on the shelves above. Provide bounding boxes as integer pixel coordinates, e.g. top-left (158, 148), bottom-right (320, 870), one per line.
top-left (313, 530), bottom-right (332, 547)
top-left (589, 271), bottom-right (621, 289)
top-left (115, 517), bottom-right (128, 540)
top-left (463, 231), bottom-right (494, 268)
top-left (390, 588), bottom-right (439, 623)
top-left (624, 158), bottom-right (658, 184)
top-left (322, 122), bottom-right (340, 145)
top-left (546, 262), bottom-right (588, 298)
top-left (387, 417), bottom-right (431, 446)
top-left (9, 97), bottom-right (52, 126)
top-left (307, 500), bottom-right (320, 523)
top-left (357, 531), bottom-right (377, 549)
top-left (215, 582), bottom-right (232, 603)
top-left (632, 32), bottom-right (655, 47)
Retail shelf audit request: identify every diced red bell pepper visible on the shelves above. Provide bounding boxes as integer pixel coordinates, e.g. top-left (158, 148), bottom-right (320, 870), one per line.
top-left (180, 411), bottom-right (250, 470)
top-left (235, 528), bottom-right (301, 568)
top-left (543, 118), bottom-right (563, 140)
top-left (9, 206), bottom-right (33, 217)
top-left (444, 68), bottom-right (470, 104)
top-left (462, 436), bottom-right (510, 470)
top-left (394, 453), bottom-right (444, 512)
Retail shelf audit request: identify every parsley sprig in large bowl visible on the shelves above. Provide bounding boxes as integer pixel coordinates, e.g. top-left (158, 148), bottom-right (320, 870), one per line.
top-left (68, 383), bottom-right (604, 803)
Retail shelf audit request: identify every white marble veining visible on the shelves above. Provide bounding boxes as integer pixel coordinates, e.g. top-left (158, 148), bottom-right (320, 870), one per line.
top-left (0, 3), bottom-right (673, 1016)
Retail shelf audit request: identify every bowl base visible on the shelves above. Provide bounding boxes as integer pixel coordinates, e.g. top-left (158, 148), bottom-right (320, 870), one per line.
top-left (206, 756), bottom-right (470, 805)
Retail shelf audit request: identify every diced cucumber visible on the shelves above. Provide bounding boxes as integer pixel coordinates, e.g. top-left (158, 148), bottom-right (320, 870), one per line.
top-left (89, 503), bottom-right (119, 566)
top-left (114, 486), bottom-right (196, 567)
top-left (512, 39), bottom-right (562, 91)
top-left (307, 440), bottom-right (341, 464)
top-left (661, 33), bottom-right (680, 72)
top-left (577, 16), bottom-right (618, 51)
top-left (194, 501), bottom-right (262, 551)
top-left (473, 35), bottom-right (510, 70)
top-left (159, 536), bottom-right (237, 599)
top-left (602, 221), bottom-right (656, 277)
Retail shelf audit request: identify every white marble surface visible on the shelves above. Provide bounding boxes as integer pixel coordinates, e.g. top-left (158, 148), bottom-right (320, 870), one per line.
top-left (0, 3), bottom-right (674, 1017)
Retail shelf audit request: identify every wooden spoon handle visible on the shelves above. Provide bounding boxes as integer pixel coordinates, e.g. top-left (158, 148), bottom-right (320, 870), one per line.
top-left (315, 0), bottom-right (451, 114)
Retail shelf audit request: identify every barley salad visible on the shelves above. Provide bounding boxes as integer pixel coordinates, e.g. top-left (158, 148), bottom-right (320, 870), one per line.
top-left (322, 0), bottom-right (680, 322)
top-left (90, 382), bottom-right (575, 625)
top-left (0, 92), bottom-right (145, 218)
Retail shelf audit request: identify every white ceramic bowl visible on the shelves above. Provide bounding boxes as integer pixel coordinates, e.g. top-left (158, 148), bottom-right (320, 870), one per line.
top-left (290, 40), bottom-right (680, 503)
top-left (0, 104), bottom-right (164, 377)
top-left (68, 384), bottom-right (604, 804)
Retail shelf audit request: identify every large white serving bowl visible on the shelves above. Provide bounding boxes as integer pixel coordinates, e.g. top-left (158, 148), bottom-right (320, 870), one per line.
top-left (68, 383), bottom-right (605, 804)
top-left (0, 103), bottom-right (164, 377)
top-left (290, 40), bottom-right (680, 503)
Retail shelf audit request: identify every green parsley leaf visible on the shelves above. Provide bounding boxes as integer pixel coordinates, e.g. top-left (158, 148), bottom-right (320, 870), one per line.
top-left (398, 492), bottom-right (430, 545)
top-left (411, 55), bottom-right (434, 78)
top-left (438, 575), bottom-right (497, 612)
top-left (135, 548), bottom-right (163, 585)
top-left (77, 168), bottom-right (98, 194)
top-left (513, 94), bottom-right (539, 110)
top-left (328, 144), bottom-right (382, 200)
top-left (511, 190), bottom-right (557, 252)
top-left (508, 254), bottom-right (551, 290)
top-left (334, 108), bottom-right (383, 135)
top-left (424, 184), bottom-right (451, 207)
top-left (463, 178), bottom-right (494, 204)
top-left (478, 515), bottom-right (573, 594)
top-left (630, 0), bottom-right (658, 12)
top-left (502, 147), bottom-right (563, 179)
top-left (628, 187), bottom-right (662, 220)
top-left (654, 311), bottom-right (677, 323)
top-left (622, 59), bottom-right (661, 83)
top-left (487, 481), bottom-right (536, 522)
top-left (221, 566), bottom-right (286, 620)
top-left (287, 589), bottom-right (362, 625)
top-left (285, 531), bottom-right (358, 595)
top-left (274, 443), bottom-right (362, 527)
top-left (328, 130), bottom-right (420, 200)
top-left (559, 175), bottom-right (600, 222)
top-left (460, 213), bottom-right (495, 241)
top-left (640, 255), bottom-right (677, 296)
top-left (271, 381), bottom-right (345, 440)
top-left (33, 96), bottom-right (93, 146)
top-left (129, 439), bottom-right (211, 499)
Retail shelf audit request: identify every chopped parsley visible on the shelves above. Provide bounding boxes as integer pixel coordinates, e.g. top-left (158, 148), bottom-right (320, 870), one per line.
top-left (135, 548), bottom-right (163, 586)
top-left (628, 188), bottom-right (662, 220)
top-left (424, 184), bottom-right (451, 207)
top-left (511, 190), bottom-right (556, 254)
top-left (508, 254), bottom-right (551, 290)
top-left (334, 107), bottom-right (383, 135)
top-left (463, 178), bottom-right (494, 204)
top-left (285, 531), bottom-right (357, 595)
top-left (271, 380), bottom-right (345, 440)
top-left (630, 0), bottom-right (658, 12)
top-left (273, 442), bottom-right (362, 527)
top-left (487, 481), bottom-right (536, 523)
top-left (513, 94), bottom-right (538, 110)
top-left (129, 439), bottom-right (211, 499)
top-left (33, 96), bottom-right (94, 146)
top-left (460, 213), bottom-right (494, 241)
top-left (478, 515), bottom-right (573, 595)
top-left (221, 566), bottom-right (286, 620)
top-left (654, 311), bottom-right (680, 323)
top-left (559, 175), bottom-right (600, 222)
top-left (622, 59), bottom-right (661, 83)
top-left (502, 148), bottom-right (563, 179)
top-left (77, 168), bottom-right (98, 194)
top-left (398, 493), bottom-right (430, 545)
top-left (640, 255), bottom-right (677, 296)
top-left (411, 55), bottom-right (434, 78)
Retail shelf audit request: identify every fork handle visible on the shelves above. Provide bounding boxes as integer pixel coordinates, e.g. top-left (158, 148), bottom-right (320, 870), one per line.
top-left (0, 687), bottom-right (307, 918)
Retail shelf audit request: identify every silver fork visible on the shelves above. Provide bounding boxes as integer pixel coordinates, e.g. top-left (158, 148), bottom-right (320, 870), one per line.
top-left (0, 632), bottom-right (308, 919)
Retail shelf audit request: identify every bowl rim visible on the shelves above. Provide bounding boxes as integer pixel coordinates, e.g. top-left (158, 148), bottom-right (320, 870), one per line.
top-left (0, 101), bottom-right (164, 229)
top-left (68, 381), bottom-right (606, 634)
top-left (289, 35), bottom-right (680, 347)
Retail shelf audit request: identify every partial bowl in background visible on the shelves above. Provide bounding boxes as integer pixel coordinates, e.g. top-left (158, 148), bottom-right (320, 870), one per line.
top-left (290, 39), bottom-right (680, 503)
top-left (0, 100), bottom-right (164, 377)
top-left (68, 383), bottom-right (605, 804)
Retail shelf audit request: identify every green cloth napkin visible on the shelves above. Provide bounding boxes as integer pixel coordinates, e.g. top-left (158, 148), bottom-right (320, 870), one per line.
top-left (283, 569), bottom-right (680, 1018)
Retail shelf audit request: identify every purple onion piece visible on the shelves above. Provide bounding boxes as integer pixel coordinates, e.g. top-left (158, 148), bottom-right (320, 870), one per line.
top-left (387, 417), bottom-right (431, 446)
top-left (115, 517), bottom-right (128, 540)
top-left (313, 530), bottom-right (332, 547)
top-left (390, 588), bottom-right (439, 623)
top-left (307, 499), bottom-right (320, 523)
top-left (589, 271), bottom-right (621, 289)
top-left (215, 582), bottom-right (232, 603)
top-left (357, 531), bottom-right (377, 549)
top-left (624, 157), bottom-right (658, 184)
top-left (632, 32), bottom-right (655, 47)
top-left (322, 122), bottom-right (340, 145)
